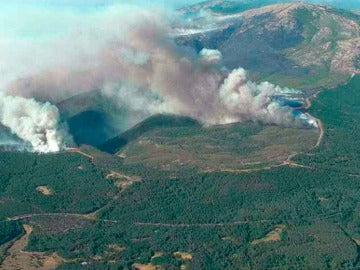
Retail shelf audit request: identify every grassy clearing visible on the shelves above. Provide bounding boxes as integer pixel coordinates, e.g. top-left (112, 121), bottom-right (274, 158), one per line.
top-left (120, 122), bottom-right (318, 172)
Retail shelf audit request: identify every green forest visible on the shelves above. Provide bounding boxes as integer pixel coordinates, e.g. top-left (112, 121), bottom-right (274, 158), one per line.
top-left (0, 76), bottom-right (359, 269)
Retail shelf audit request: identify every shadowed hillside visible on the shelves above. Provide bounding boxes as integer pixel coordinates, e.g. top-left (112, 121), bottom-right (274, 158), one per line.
top-left (100, 114), bottom-right (201, 154)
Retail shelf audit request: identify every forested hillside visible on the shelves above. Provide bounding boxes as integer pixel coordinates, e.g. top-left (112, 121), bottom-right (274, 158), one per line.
top-left (0, 76), bottom-right (359, 269)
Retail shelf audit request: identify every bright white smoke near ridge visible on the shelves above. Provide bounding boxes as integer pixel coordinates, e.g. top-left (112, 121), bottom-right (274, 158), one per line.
top-left (219, 68), bottom-right (296, 125)
top-left (0, 93), bottom-right (64, 153)
top-left (0, 4), bottom-right (310, 152)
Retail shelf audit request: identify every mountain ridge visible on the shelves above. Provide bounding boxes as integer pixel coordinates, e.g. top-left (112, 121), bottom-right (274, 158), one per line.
top-left (176, 1), bottom-right (360, 90)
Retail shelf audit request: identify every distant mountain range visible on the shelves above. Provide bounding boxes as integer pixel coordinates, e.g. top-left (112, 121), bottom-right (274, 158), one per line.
top-left (177, 1), bottom-right (360, 90)
top-left (56, 1), bottom-right (360, 147)
top-left (179, 0), bottom-right (360, 12)
top-left (2, 1), bottom-right (359, 149)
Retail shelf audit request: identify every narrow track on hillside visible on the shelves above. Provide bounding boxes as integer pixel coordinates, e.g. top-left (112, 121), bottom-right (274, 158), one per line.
top-left (133, 212), bottom-right (341, 228)
top-left (204, 95), bottom-right (325, 174)
top-left (6, 211), bottom-right (342, 229)
top-left (134, 220), bottom-right (269, 227)
top-left (305, 97), bottom-right (324, 149)
top-left (7, 171), bottom-right (140, 224)
top-left (66, 148), bottom-right (95, 161)
top-left (7, 212), bottom-right (121, 225)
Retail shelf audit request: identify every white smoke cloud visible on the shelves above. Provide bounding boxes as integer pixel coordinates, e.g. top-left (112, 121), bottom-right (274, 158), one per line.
top-left (0, 4), bottom-right (310, 152)
top-left (0, 93), bottom-right (65, 153)
top-left (218, 68), bottom-right (295, 125)
top-left (199, 48), bottom-right (223, 65)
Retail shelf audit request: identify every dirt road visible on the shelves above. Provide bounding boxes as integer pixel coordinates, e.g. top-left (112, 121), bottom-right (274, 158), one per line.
top-left (0, 225), bottom-right (63, 270)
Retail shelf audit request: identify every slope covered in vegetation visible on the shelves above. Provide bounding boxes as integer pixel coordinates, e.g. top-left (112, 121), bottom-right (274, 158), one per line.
top-left (0, 76), bottom-right (358, 269)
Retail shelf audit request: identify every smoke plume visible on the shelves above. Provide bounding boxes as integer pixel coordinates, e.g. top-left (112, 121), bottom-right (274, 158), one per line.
top-left (0, 5), bottom-right (309, 151)
top-left (0, 93), bottom-right (65, 152)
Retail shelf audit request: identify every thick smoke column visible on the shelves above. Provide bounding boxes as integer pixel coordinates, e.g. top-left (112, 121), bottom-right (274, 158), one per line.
top-left (92, 20), bottom-right (298, 126)
top-left (0, 93), bottom-right (64, 153)
top-left (0, 6), bottom-right (310, 151)
top-left (199, 48), bottom-right (223, 65)
top-left (219, 68), bottom-right (296, 125)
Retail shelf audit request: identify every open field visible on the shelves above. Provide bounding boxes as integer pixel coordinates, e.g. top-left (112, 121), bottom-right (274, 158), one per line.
top-left (118, 121), bottom-right (318, 172)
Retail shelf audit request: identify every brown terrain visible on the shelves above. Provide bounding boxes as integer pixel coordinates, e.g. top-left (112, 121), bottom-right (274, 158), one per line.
top-left (36, 186), bottom-right (53, 196)
top-left (251, 225), bottom-right (286, 245)
top-left (0, 225), bottom-right (63, 270)
top-left (230, 3), bottom-right (360, 74)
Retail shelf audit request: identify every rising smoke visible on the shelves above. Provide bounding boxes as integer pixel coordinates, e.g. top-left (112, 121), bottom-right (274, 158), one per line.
top-left (0, 5), bottom-right (307, 152)
top-left (0, 93), bottom-right (65, 152)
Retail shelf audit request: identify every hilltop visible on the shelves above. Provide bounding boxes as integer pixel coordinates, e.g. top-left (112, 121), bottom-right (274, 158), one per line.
top-left (177, 2), bottom-right (360, 90)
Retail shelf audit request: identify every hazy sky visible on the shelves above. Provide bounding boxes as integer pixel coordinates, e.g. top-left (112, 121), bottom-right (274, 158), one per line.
top-left (0, 0), bottom-right (196, 9)
top-left (0, 0), bottom-right (358, 10)
top-left (0, 0), bottom-right (358, 41)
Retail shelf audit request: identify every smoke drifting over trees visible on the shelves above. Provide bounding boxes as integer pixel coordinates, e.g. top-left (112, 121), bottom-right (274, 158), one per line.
top-left (0, 5), bottom-right (308, 152)
top-left (0, 94), bottom-right (64, 152)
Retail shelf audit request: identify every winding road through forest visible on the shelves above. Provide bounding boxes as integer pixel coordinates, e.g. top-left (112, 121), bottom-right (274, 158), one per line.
top-left (1, 92), bottom-right (328, 270)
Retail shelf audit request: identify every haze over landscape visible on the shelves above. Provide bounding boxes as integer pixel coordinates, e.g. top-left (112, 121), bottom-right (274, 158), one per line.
top-left (0, 0), bottom-right (324, 152)
top-left (0, 0), bottom-right (359, 269)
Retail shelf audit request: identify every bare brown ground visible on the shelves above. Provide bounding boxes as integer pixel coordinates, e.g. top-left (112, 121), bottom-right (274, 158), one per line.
top-left (151, 252), bottom-right (164, 260)
top-left (203, 155), bottom-right (312, 174)
top-left (173, 252), bottom-right (192, 260)
top-left (36, 186), bottom-right (53, 196)
top-left (305, 97), bottom-right (325, 149)
top-left (133, 263), bottom-right (157, 270)
top-left (306, 113), bottom-right (324, 149)
top-left (251, 225), bottom-right (286, 245)
top-left (66, 148), bottom-right (94, 161)
top-left (353, 238), bottom-right (360, 246)
top-left (0, 225), bottom-right (64, 270)
top-left (106, 171), bottom-right (142, 191)
top-left (108, 244), bottom-right (125, 253)
top-left (106, 171), bottom-right (141, 182)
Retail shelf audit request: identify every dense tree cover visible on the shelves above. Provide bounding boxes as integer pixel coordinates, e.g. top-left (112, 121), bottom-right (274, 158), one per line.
top-left (295, 75), bottom-right (360, 175)
top-left (0, 152), bottom-right (118, 219)
top-left (0, 220), bottom-right (24, 264)
top-left (25, 163), bottom-right (360, 269)
top-left (0, 220), bottom-right (23, 245)
top-left (0, 76), bottom-right (360, 269)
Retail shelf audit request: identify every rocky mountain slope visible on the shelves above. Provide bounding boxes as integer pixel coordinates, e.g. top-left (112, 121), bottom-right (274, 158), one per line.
top-left (176, 2), bottom-right (360, 90)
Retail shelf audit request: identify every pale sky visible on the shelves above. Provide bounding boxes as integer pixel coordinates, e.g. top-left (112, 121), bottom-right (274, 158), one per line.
top-left (0, 0), bottom-right (197, 9)
top-left (0, 0), bottom-right (358, 41)
top-left (0, 0), bottom-right (358, 10)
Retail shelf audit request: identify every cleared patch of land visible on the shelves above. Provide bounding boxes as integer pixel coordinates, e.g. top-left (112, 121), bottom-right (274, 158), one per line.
top-left (120, 122), bottom-right (318, 172)
top-left (151, 252), bottom-right (164, 260)
top-left (36, 186), bottom-right (53, 196)
top-left (66, 148), bottom-right (95, 161)
top-left (251, 225), bottom-right (286, 245)
top-left (106, 171), bottom-right (141, 190)
top-left (0, 225), bottom-right (64, 270)
top-left (133, 263), bottom-right (157, 270)
top-left (173, 252), bottom-right (192, 260)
